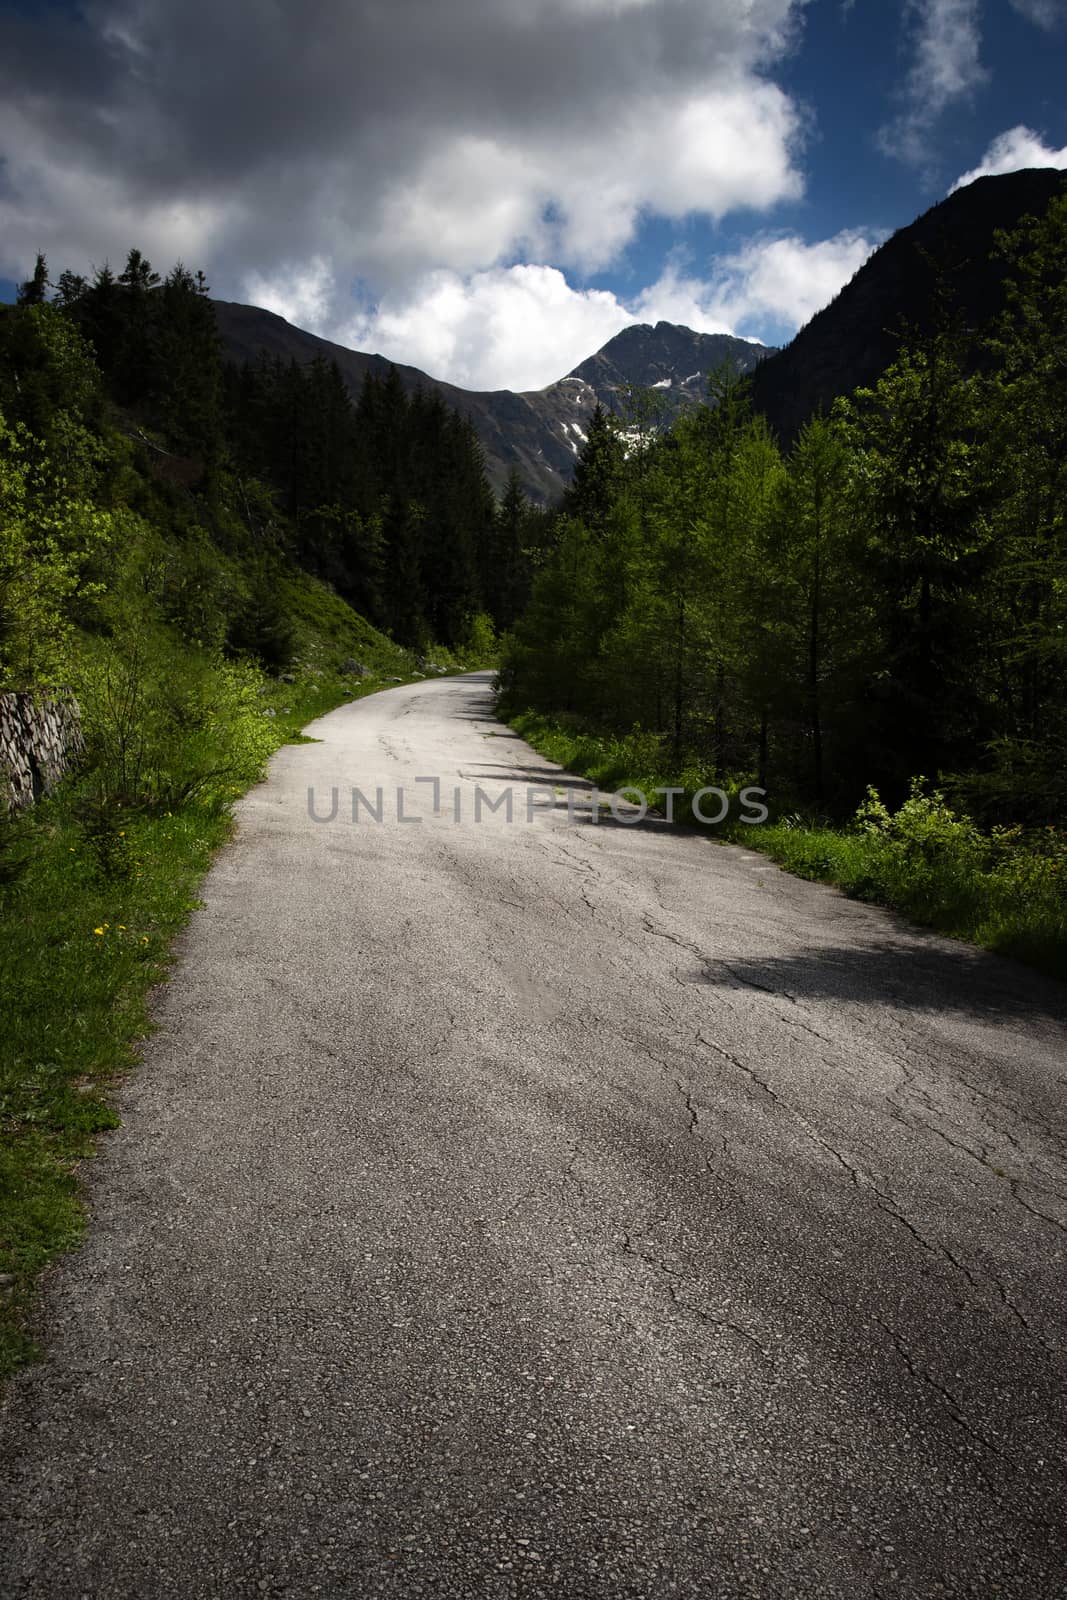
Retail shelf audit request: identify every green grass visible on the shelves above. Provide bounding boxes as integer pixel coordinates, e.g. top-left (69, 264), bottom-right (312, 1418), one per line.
top-left (0, 805), bottom-right (227, 1374)
top-left (505, 706), bottom-right (1067, 984)
top-left (0, 657), bottom-right (428, 1380)
top-left (748, 812), bottom-right (1067, 981)
top-left (279, 570), bottom-right (412, 673)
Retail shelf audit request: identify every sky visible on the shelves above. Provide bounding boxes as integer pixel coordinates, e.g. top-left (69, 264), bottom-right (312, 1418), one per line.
top-left (0, 0), bottom-right (1065, 391)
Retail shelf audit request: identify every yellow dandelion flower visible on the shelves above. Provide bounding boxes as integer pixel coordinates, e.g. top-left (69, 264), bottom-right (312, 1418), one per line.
top-left (93, 927), bottom-right (105, 936)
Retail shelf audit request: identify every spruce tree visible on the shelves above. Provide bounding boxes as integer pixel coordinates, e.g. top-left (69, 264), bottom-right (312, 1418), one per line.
top-left (16, 254), bottom-right (49, 307)
top-left (560, 404), bottom-right (625, 534)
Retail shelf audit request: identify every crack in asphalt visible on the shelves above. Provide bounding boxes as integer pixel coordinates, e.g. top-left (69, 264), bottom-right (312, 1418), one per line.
top-left (619, 1232), bottom-right (772, 1360)
top-left (692, 1031), bottom-right (1059, 1356)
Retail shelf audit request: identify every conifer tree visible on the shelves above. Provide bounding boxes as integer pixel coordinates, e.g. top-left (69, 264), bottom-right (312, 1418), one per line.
top-left (560, 404), bottom-right (625, 534)
top-left (16, 254), bottom-right (50, 307)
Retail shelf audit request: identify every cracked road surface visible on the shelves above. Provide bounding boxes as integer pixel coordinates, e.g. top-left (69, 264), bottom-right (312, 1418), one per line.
top-left (2, 673), bottom-right (1066, 1598)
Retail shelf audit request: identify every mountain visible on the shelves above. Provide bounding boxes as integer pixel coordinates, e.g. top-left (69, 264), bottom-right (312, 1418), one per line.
top-left (213, 168), bottom-right (1065, 503)
top-left (567, 321), bottom-right (765, 409)
top-left (750, 167), bottom-right (1067, 444)
top-left (212, 301), bottom-right (771, 503)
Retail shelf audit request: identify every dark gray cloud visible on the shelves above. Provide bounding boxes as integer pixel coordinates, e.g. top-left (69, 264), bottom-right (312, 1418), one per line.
top-left (0, 1), bottom-right (840, 387)
top-left (0, 0), bottom-right (807, 292)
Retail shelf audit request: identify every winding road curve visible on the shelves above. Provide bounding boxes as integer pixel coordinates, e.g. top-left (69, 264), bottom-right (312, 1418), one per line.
top-left (2, 673), bottom-right (1066, 1597)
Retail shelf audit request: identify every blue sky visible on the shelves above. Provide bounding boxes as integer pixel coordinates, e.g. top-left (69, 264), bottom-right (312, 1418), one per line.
top-left (1, 0), bottom-right (1065, 389)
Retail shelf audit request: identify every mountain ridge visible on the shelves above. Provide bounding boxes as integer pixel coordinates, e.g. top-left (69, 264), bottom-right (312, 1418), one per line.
top-left (212, 301), bottom-right (771, 502)
top-left (749, 167), bottom-right (1067, 442)
top-left (213, 167), bottom-right (1067, 502)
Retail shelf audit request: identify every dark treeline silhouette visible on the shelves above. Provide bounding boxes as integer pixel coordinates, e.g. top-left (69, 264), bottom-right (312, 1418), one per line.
top-left (223, 356), bottom-right (546, 648)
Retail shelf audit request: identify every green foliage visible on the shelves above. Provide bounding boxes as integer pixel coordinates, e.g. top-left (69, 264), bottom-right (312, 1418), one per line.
top-left (0, 409), bottom-right (116, 689)
top-left (74, 793), bottom-right (135, 882)
top-left (6, 239), bottom-right (540, 663)
top-left (72, 632), bottom-right (277, 813)
top-left (504, 371), bottom-right (797, 781)
top-left (0, 807), bottom-right (29, 891)
top-left (833, 331), bottom-right (994, 787)
top-left (277, 568), bottom-right (410, 670)
top-left (226, 564), bottom-right (297, 671)
top-left (503, 197), bottom-right (1067, 845)
top-left (224, 354), bottom-right (503, 647)
top-left (460, 610), bottom-right (499, 667)
top-left (0, 302), bottom-right (101, 439)
top-left (484, 466), bottom-right (543, 628)
top-left (973, 196), bottom-right (1067, 819)
top-left (754, 787), bottom-right (1067, 979)
top-left (16, 254), bottom-right (50, 308)
top-left (850, 778), bottom-right (988, 913)
top-left (560, 402), bottom-right (626, 533)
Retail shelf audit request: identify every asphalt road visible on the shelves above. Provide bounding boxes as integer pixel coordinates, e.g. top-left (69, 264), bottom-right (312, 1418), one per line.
top-left (2, 672), bottom-right (1066, 1599)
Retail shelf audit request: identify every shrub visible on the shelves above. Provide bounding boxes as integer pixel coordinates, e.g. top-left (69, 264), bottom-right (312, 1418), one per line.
top-left (226, 566), bottom-right (296, 671)
top-left (460, 610), bottom-right (499, 668)
top-left (72, 631), bottom-right (276, 814)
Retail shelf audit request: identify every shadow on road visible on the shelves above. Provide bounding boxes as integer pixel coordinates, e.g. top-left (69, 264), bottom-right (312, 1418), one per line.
top-left (695, 940), bottom-right (1067, 1031)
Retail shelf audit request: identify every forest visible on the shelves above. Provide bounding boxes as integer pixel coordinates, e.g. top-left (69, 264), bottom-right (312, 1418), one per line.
top-left (3, 247), bottom-right (544, 681)
top-left (503, 196), bottom-right (1066, 832)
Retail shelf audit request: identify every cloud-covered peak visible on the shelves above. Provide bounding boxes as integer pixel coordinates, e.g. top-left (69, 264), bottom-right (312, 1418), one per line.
top-left (303, 229), bottom-right (883, 393)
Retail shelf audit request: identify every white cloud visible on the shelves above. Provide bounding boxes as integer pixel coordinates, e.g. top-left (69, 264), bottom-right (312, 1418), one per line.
top-left (244, 258), bottom-right (337, 333)
top-left (336, 266), bottom-right (638, 391)
top-left (950, 125), bottom-right (1067, 192)
top-left (0, 101), bottom-right (235, 281)
top-left (1009, 0), bottom-right (1067, 27)
top-left (3, 0), bottom-right (878, 391)
top-left (317, 230), bottom-right (883, 392)
top-left (664, 229), bottom-right (883, 333)
top-left (879, 0), bottom-right (988, 167)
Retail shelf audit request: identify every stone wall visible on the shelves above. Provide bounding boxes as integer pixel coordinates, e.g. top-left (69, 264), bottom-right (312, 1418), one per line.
top-left (0, 692), bottom-right (84, 812)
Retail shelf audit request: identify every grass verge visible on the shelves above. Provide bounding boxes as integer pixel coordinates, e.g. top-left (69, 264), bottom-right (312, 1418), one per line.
top-left (0, 662), bottom-right (424, 1380)
top-left (505, 706), bottom-right (1067, 984)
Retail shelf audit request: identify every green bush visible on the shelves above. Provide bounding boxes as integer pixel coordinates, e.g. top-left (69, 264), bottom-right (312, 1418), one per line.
top-left (72, 631), bottom-right (276, 814)
top-left (755, 785), bottom-right (1067, 977)
top-left (852, 779), bottom-right (989, 928)
top-left (0, 410), bottom-right (116, 690)
top-left (459, 610), bottom-right (500, 668)
top-left (226, 563), bottom-right (296, 671)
